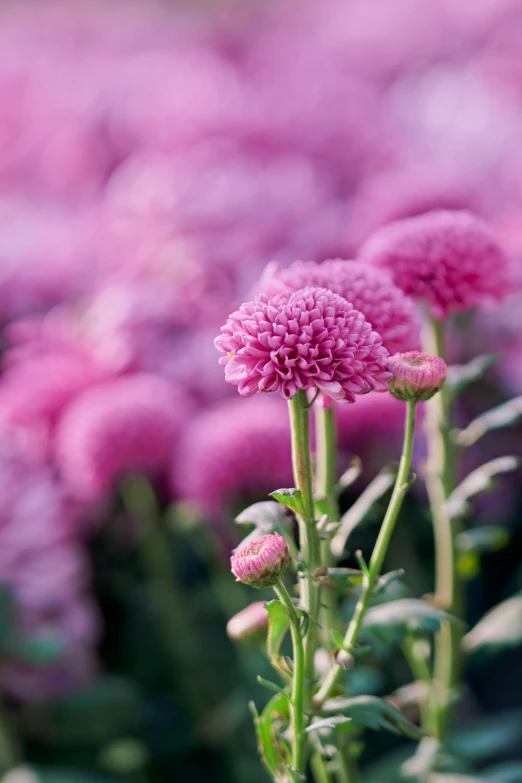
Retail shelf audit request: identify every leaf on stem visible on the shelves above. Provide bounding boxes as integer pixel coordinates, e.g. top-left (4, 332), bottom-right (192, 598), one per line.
top-left (235, 501), bottom-right (293, 533)
top-left (250, 696), bottom-right (290, 777)
top-left (463, 593), bottom-right (522, 655)
top-left (363, 598), bottom-right (462, 644)
top-left (270, 488), bottom-right (305, 516)
top-left (455, 396), bottom-right (522, 447)
top-left (320, 695), bottom-right (424, 739)
top-left (305, 715), bottom-right (353, 733)
top-left (445, 457), bottom-right (519, 519)
top-left (330, 467), bottom-right (397, 557)
top-left (265, 600), bottom-right (291, 676)
top-left (257, 676), bottom-right (293, 702)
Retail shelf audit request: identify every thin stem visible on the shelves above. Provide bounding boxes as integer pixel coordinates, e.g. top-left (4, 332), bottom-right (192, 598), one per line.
top-left (315, 402), bottom-right (339, 643)
top-left (314, 401), bottom-right (417, 706)
top-left (402, 636), bottom-right (433, 735)
top-left (288, 391), bottom-right (321, 712)
top-left (274, 582), bottom-right (306, 775)
top-left (336, 746), bottom-right (358, 783)
top-left (423, 317), bottom-right (463, 742)
top-left (311, 753), bottom-right (333, 783)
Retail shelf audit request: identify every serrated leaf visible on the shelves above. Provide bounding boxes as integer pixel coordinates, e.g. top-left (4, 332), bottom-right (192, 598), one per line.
top-left (235, 501), bottom-right (292, 533)
top-left (330, 467), bottom-right (396, 557)
top-left (456, 526), bottom-right (510, 554)
top-left (321, 695), bottom-right (424, 740)
top-left (445, 457), bottom-right (519, 519)
top-left (306, 715), bottom-right (352, 733)
top-left (446, 354), bottom-right (497, 395)
top-left (463, 593), bottom-right (522, 654)
top-left (363, 599), bottom-right (462, 644)
top-left (265, 600), bottom-right (291, 674)
top-left (455, 396), bottom-right (522, 447)
top-left (270, 488), bottom-right (304, 515)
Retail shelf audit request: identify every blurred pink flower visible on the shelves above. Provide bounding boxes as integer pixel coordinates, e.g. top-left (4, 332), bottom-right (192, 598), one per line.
top-left (215, 287), bottom-right (391, 402)
top-left (359, 210), bottom-right (513, 319)
top-left (259, 259), bottom-right (420, 354)
top-left (55, 374), bottom-right (183, 502)
top-left (173, 396), bottom-right (293, 520)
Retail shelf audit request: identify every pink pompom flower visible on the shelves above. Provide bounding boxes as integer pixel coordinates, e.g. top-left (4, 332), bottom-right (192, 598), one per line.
top-left (55, 374), bottom-right (182, 502)
top-left (215, 287), bottom-right (391, 403)
top-left (359, 210), bottom-right (513, 319)
top-left (226, 601), bottom-right (269, 640)
top-left (259, 259), bottom-right (420, 354)
top-left (387, 351), bottom-right (448, 402)
top-left (231, 533), bottom-right (289, 588)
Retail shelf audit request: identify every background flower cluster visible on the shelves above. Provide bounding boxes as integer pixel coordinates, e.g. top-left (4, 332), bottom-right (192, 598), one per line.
top-left (1, 1), bottom-right (522, 781)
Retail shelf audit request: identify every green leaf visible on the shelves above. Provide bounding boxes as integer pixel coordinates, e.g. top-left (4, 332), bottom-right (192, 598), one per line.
top-left (363, 599), bottom-right (462, 644)
top-left (330, 467), bottom-right (396, 557)
top-left (455, 396), bottom-right (522, 447)
top-left (446, 354), bottom-right (497, 395)
top-left (321, 695), bottom-right (424, 740)
top-left (26, 677), bottom-right (142, 744)
top-left (269, 488), bottom-right (304, 515)
top-left (483, 762), bottom-right (522, 783)
top-left (306, 715), bottom-right (352, 733)
top-left (456, 526), bottom-right (510, 554)
top-left (265, 600), bottom-right (291, 674)
top-left (257, 676), bottom-right (291, 700)
top-left (463, 593), bottom-right (522, 654)
top-left (323, 568), bottom-right (364, 594)
top-left (250, 693), bottom-right (291, 778)
top-left (374, 569), bottom-right (406, 595)
top-left (445, 457), bottom-right (519, 519)
top-left (235, 501), bottom-right (293, 533)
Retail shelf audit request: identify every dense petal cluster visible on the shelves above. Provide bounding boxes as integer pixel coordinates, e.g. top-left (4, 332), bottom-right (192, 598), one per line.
top-left (259, 259), bottom-right (420, 354)
top-left (231, 533), bottom-right (289, 588)
top-left (215, 287), bottom-right (391, 403)
top-left (359, 210), bottom-right (513, 318)
top-left (387, 351), bottom-right (448, 402)
top-left (55, 375), bottom-right (181, 502)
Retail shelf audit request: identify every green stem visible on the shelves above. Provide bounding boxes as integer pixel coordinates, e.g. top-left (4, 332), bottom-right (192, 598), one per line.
top-left (423, 318), bottom-right (463, 742)
top-left (274, 582), bottom-right (306, 775)
top-left (402, 636), bottom-right (433, 735)
top-left (314, 401), bottom-right (417, 706)
top-left (288, 391), bottom-right (321, 712)
top-left (311, 752), bottom-right (333, 783)
top-left (336, 747), bottom-right (358, 783)
top-left (315, 403), bottom-right (339, 643)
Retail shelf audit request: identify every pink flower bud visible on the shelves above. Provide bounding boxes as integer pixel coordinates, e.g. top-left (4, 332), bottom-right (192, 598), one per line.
top-left (231, 533), bottom-right (289, 588)
top-left (386, 351), bottom-right (447, 402)
top-left (226, 601), bottom-right (269, 641)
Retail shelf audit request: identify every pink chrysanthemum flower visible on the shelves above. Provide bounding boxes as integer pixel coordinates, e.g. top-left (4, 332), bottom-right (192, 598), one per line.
top-left (215, 287), bottom-right (391, 403)
top-left (387, 351), bottom-right (448, 402)
top-left (226, 601), bottom-right (269, 641)
top-left (55, 375), bottom-right (182, 502)
top-left (259, 259), bottom-right (420, 354)
top-left (359, 210), bottom-right (513, 319)
top-left (231, 533), bottom-right (289, 588)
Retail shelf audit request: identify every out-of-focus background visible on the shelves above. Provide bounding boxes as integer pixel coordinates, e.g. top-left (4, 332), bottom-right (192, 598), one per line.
top-left (0, 0), bottom-right (522, 781)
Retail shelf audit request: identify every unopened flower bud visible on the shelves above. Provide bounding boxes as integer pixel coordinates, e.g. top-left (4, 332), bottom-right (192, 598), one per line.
top-left (231, 533), bottom-right (289, 588)
top-left (226, 601), bottom-right (269, 641)
top-left (386, 351), bottom-right (447, 402)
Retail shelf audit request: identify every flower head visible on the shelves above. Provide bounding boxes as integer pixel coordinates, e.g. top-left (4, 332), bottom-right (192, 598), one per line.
top-left (386, 351), bottom-right (447, 402)
top-left (259, 259), bottom-right (420, 354)
top-left (359, 210), bottom-right (512, 319)
top-left (215, 287), bottom-right (391, 403)
top-left (55, 374), bottom-right (182, 502)
top-left (231, 533), bottom-right (289, 588)
top-left (226, 601), bottom-right (269, 641)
